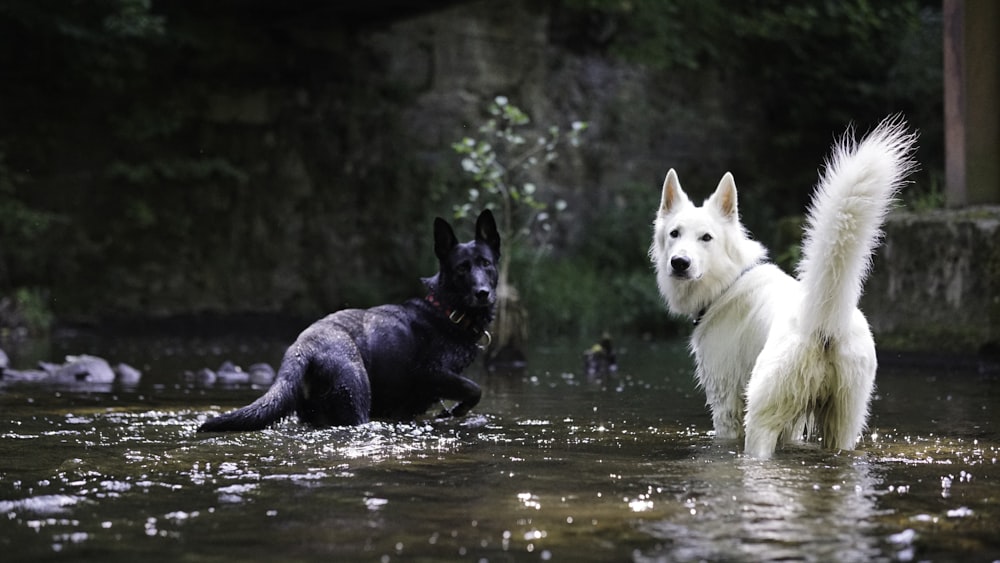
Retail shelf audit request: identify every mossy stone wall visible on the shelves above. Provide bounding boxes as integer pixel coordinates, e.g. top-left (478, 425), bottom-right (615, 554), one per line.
top-left (864, 206), bottom-right (1000, 355)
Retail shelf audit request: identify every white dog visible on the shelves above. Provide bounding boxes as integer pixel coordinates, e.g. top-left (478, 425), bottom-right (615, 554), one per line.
top-left (650, 117), bottom-right (916, 458)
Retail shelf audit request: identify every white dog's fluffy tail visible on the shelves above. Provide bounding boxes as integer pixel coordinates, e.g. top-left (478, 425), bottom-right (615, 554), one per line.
top-left (796, 116), bottom-right (917, 340)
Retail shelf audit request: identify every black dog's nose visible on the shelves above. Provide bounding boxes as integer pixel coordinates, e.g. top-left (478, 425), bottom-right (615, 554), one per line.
top-left (475, 289), bottom-right (490, 303)
top-left (670, 256), bottom-right (690, 272)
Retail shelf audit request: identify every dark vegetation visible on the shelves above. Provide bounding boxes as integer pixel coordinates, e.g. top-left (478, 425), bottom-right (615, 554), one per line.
top-left (0, 0), bottom-right (943, 340)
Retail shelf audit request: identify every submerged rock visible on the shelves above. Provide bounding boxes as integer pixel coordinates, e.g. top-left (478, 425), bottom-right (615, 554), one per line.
top-left (185, 361), bottom-right (275, 388)
top-left (1, 368), bottom-right (50, 382)
top-left (2, 354), bottom-right (141, 386)
top-left (215, 361), bottom-right (249, 385)
top-left (186, 367), bottom-right (217, 386)
top-left (46, 355), bottom-right (116, 384)
top-left (114, 362), bottom-right (143, 384)
top-left (248, 363), bottom-right (276, 386)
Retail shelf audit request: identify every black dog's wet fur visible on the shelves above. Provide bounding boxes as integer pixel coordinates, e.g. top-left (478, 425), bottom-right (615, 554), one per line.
top-left (197, 210), bottom-right (500, 432)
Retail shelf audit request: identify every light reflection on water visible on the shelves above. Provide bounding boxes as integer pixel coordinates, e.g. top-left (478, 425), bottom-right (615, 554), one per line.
top-left (0, 336), bottom-right (997, 561)
top-left (635, 448), bottom-right (886, 562)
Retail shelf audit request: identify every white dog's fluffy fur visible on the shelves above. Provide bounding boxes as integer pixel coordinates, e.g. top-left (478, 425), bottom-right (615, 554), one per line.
top-left (650, 117), bottom-right (916, 458)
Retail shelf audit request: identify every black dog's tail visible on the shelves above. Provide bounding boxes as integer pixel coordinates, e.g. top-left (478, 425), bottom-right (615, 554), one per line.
top-left (197, 367), bottom-right (297, 432)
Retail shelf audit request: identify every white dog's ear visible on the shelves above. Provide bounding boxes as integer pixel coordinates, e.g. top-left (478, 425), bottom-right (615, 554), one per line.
top-left (707, 172), bottom-right (739, 221)
top-left (659, 169), bottom-right (690, 214)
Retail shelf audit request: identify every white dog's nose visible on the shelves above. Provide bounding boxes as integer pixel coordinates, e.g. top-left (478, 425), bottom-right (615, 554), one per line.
top-left (670, 255), bottom-right (691, 272)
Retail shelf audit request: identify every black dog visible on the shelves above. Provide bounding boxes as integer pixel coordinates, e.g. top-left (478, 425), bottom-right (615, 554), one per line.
top-left (198, 209), bottom-right (500, 431)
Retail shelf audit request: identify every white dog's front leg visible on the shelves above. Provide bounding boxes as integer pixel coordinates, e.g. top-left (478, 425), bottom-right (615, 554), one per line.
top-left (697, 363), bottom-right (746, 440)
top-left (706, 386), bottom-right (745, 440)
top-left (711, 408), bottom-right (743, 440)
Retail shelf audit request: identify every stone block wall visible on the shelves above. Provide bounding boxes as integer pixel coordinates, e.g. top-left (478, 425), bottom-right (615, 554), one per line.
top-left (863, 206), bottom-right (1000, 356)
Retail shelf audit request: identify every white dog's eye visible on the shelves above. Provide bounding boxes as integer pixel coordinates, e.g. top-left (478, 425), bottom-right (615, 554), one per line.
top-left (669, 229), bottom-right (679, 238)
top-left (701, 233), bottom-right (713, 242)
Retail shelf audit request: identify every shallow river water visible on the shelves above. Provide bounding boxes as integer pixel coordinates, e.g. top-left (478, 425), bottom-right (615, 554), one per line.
top-left (0, 332), bottom-right (997, 562)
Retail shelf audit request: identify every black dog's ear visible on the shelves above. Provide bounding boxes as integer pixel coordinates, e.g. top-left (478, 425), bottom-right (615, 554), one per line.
top-left (434, 217), bottom-right (458, 261)
top-left (475, 209), bottom-right (501, 257)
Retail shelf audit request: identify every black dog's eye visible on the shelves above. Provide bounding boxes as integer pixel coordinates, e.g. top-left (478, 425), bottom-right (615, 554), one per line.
top-left (456, 262), bottom-right (471, 274)
top-left (701, 233), bottom-right (713, 242)
top-left (669, 229), bottom-right (679, 238)
top-left (477, 257), bottom-right (492, 267)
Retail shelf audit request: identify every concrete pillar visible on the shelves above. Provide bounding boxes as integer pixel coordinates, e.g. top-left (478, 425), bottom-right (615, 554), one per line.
top-left (943, 0), bottom-right (1000, 207)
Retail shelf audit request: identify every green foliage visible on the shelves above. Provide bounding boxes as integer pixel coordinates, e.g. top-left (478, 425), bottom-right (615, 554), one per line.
top-left (906, 170), bottom-right (946, 212)
top-left (0, 287), bottom-right (54, 335)
top-left (107, 157), bottom-right (249, 186)
top-left (451, 96), bottom-right (586, 258)
top-left (571, 0), bottom-right (927, 78)
top-left (523, 257), bottom-right (669, 339)
top-left (565, 0), bottom-right (941, 217)
top-left (0, 0), bottom-right (184, 311)
top-left (450, 96), bottom-right (589, 345)
top-left (0, 1), bottom-right (435, 319)
top-left (102, 0), bottom-right (165, 38)
top-left (521, 180), bottom-right (679, 338)
top-left (564, 0), bottom-right (728, 70)
top-left (0, 0), bottom-right (946, 334)
top-left (0, 149), bottom-right (61, 288)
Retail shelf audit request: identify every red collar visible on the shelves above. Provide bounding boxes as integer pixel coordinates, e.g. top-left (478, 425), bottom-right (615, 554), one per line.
top-left (424, 293), bottom-right (482, 335)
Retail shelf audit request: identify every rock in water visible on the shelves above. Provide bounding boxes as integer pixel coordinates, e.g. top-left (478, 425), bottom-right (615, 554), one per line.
top-left (193, 368), bottom-right (217, 386)
top-left (1, 369), bottom-right (49, 382)
top-left (248, 363), bottom-right (276, 386)
top-left (215, 361), bottom-right (249, 385)
top-left (114, 362), bottom-right (143, 384)
top-left (52, 355), bottom-right (116, 383)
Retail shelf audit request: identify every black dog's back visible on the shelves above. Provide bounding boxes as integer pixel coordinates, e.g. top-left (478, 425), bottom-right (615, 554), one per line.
top-left (197, 210), bottom-right (500, 432)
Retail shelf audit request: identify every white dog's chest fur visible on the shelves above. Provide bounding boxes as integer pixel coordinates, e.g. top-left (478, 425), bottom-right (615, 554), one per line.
top-left (690, 264), bottom-right (798, 437)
